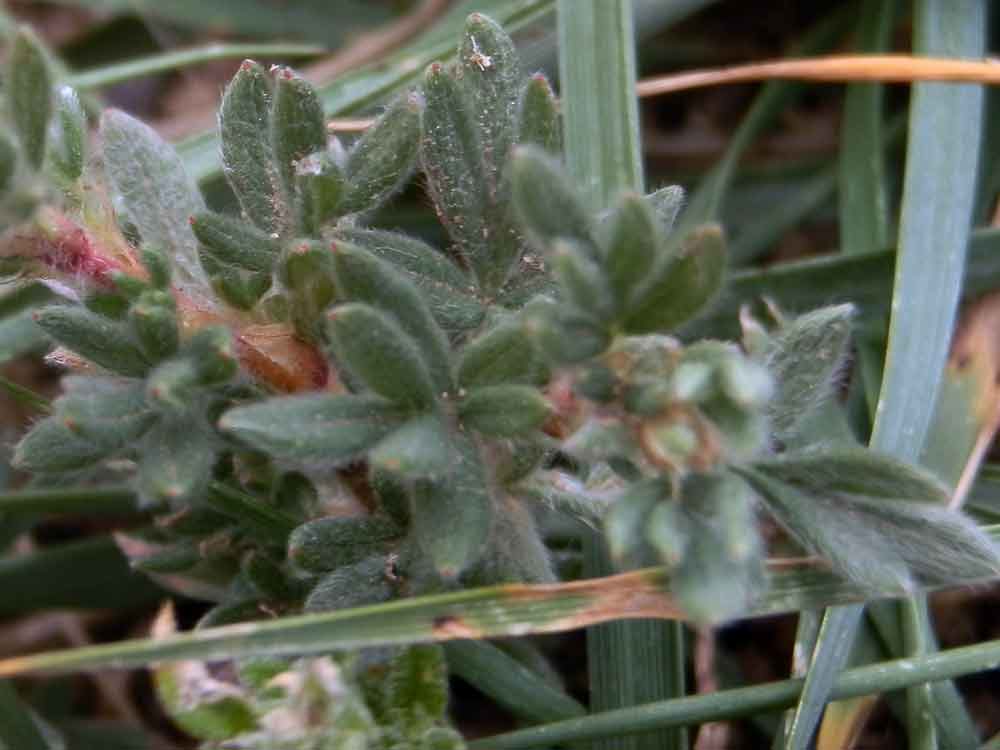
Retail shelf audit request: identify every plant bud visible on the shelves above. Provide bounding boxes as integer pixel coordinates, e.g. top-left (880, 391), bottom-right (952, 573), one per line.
top-left (516, 73), bottom-right (561, 154)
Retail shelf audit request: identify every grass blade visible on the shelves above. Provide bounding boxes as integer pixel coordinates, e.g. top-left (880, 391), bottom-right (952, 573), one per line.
top-left (690, 226), bottom-right (1000, 339)
top-left (558, 3), bottom-right (686, 747)
top-left (782, 606), bottom-right (865, 749)
top-left (785, 5), bottom-right (896, 747)
top-left (67, 43), bottom-right (323, 91)
top-left (874, 3), bottom-right (986, 747)
top-left (0, 536), bottom-right (162, 615)
top-left (469, 636), bottom-right (1000, 749)
top-left (677, 8), bottom-right (850, 228)
top-left (4, 540), bottom-right (1000, 678)
top-left (0, 681), bottom-right (52, 750)
top-left (0, 486), bottom-right (134, 515)
top-left (443, 640), bottom-right (586, 724)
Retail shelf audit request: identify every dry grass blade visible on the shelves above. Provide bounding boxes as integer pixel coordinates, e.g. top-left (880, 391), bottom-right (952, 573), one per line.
top-left (636, 55), bottom-right (1000, 97)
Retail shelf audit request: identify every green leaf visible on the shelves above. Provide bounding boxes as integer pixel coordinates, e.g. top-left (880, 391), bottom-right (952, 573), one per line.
top-left (0, 310), bottom-right (49, 364)
top-left (128, 292), bottom-right (179, 363)
top-left (175, 1), bottom-right (555, 184)
top-left (459, 12), bottom-right (522, 183)
top-left (100, 109), bottom-right (207, 291)
top-left (241, 551), bottom-right (298, 601)
top-left (327, 303), bottom-right (439, 408)
top-left (420, 62), bottom-right (493, 287)
top-left (604, 477), bottom-right (667, 563)
top-left (34, 305), bottom-right (150, 377)
top-left (288, 515), bottom-right (400, 574)
top-left (279, 238), bottom-right (337, 337)
top-left (13, 417), bottom-right (112, 472)
top-left (270, 65), bottom-right (326, 226)
top-left (334, 227), bottom-right (484, 336)
top-left (190, 211), bottom-right (281, 273)
top-left (370, 415), bottom-right (455, 478)
top-left (0, 132), bottom-right (17, 197)
top-left (671, 473), bottom-right (763, 623)
top-left (510, 145), bottom-right (596, 255)
top-left (183, 326), bottom-right (239, 385)
top-left (739, 466), bottom-right (1000, 592)
top-left (751, 447), bottom-right (949, 505)
top-left (9, 26), bottom-right (54, 169)
top-left (645, 500), bottom-right (691, 568)
top-left (219, 61), bottom-right (283, 235)
top-left (48, 85), bottom-right (86, 183)
top-left (516, 73), bottom-right (561, 154)
top-left (57, 376), bottom-right (155, 449)
top-left (385, 644), bottom-right (449, 738)
top-left (220, 393), bottom-right (405, 463)
top-left (552, 239), bottom-right (615, 320)
top-left (458, 384), bottom-right (550, 437)
top-left (411, 431), bottom-right (493, 579)
top-left (331, 241), bottom-right (452, 392)
top-left (138, 417), bottom-right (217, 506)
top-left (341, 92), bottom-right (422, 214)
top-left (763, 304), bottom-right (854, 445)
top-left (456, 318), bottom-right (548, 388)
top-left (621, 223), bottom-right (726, 334)
top-left (603, 192), bottom-right (665, 309)
top-left (304, 554), bottom-right (394, 613)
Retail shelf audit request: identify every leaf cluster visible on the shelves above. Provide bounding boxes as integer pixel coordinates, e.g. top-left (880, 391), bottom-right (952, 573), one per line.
top-left (3, 12), bottom-right (999, 744)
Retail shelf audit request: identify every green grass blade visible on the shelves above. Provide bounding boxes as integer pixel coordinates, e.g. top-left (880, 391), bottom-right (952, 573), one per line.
top-left (0, 536), bottom-right (162, 615)
top-left (0, 486), bottom-right (135, 515)
top-left (872, 3), bottom-right (986, 747)
top-left (782, 4), bottom-right (898, 747)
top-left (39, 0), bottom-right (397, 46)
top-left (838, 0), bottom-right (895, 258)
top-left (782, 605), bottom-right (865, 749)
top-left (443, 640), bottom-right (586, 724)
top-left (690, 226), bottom-right (1000, 340)
top-left (469, 637), bottom-right (1000, 749)
top-left (678, 7), bottom-right (850, 228)
top-left (4, 542), bottom-right (1000, 677)
top-left (68, 43), bottom-right (324, 91)
top-left (0, 681), bottom-right (52, 750)
top-left (873, 0), bottom-right (984, 462)
top-left (558, 2), bottom-right (686, 747)
top-left (558, 0), bottom-right (642, 210)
